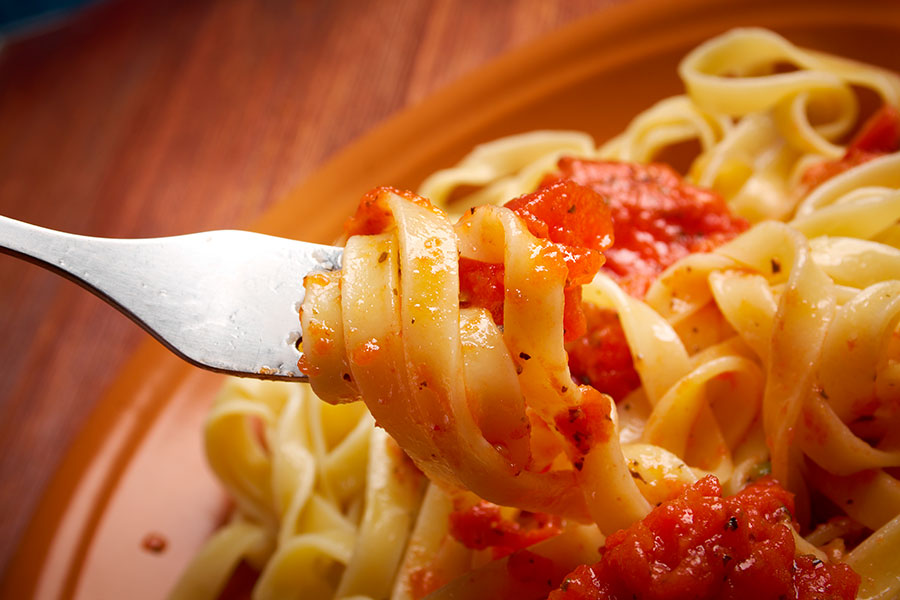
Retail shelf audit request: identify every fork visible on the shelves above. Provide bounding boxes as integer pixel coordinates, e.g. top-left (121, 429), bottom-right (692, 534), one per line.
top-left (0, 215), bottom-right (343, 380)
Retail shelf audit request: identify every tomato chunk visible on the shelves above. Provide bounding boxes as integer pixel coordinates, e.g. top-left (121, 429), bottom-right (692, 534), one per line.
top-left (849, 104), bottom-right (900, 154)
top-left (449, 500), bottom-right (562, 560)
top-left (553, 392), bottom-right (613, 460)
top-left (343, 186), bottom-right (445, 237)
top-left (460, 181), bottom-right (614, 341)
top-left (505, 179), bottom-right (614, 285)
top-left (542, 159), bottom-right (748, 297)
top-left (802, 104), bottom-right (900, 191)
top-left (550, 476), bottom-right (860, 600)
top-left (566, 304), bottom-right (640, 402)
top-left (459, 258), bottom-right (505, 325)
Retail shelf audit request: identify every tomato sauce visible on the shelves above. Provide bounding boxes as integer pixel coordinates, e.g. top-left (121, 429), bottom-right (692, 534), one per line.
top-left (448, 499), bottom-right (563, 560)
top-left (553, 391), bottom-right (614, 464)
top-left (507, 549), bottom-right (562, 597)
top-left (407, 567), bottom-right (444, 600)
top-left (541, 159), bottom-right (746, 400)
top-left (549, 476), bottom-right (860, 600)
top-left (458, 257), bottom-right (506, 326)
top-left (802, 104), bottom-right (900, 191)
top-left (541, 159), bottom-right (748, 298)
top-left (504, 179), bottom-right (615, 286)
top-left (343, 185), bottom-right (446, 237)
top-left (566, 304), bottom-right (641, 402)
top-left (459, 180), bottom-right (615, 341)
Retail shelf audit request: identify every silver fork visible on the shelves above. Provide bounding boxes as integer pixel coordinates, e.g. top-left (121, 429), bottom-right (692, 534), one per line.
top-left (0, 215), bottom-right (343, 380)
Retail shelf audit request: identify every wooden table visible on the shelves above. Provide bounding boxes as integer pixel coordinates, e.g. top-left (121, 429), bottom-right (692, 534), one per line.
top-left (0, 0), bottom-right (621, 581)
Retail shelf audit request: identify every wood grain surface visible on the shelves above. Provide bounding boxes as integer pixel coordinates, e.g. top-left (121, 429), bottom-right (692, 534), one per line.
top-left (0, 0), bottom-right (623, 582)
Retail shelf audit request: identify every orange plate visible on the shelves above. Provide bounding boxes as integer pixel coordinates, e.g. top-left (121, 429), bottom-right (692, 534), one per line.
top-left (5, 0), bottom-right (900, 597)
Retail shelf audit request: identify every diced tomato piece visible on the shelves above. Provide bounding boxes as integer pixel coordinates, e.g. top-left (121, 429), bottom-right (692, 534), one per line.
top-left (562, 286), bottom-right (587, 342)
top-left (553, 391), bottom-right (614, 466)
top-left (849, 104), bottom-right (900, 154)
top-left (507, 549), bottom-right (560, 597)
top-left (459, 258), bottom-right (505, 325)
top-left (549, 476), bottom-right (860, 600)
top-left (542, 159), bottom-right (748, 297)
top-left (343, 186), bottom-right (445, 237)
top-left (802, 104), bottom-right (900, 191)
top-left (505, 180), bottom-right (614, 285)
top-left (566, 304), bottom-right (640, 402)
top-left (460, 181), bottom-right (614, 342)
top-left (448, 500), bottom-right (562, 560)
top-left (343, 187), bottom-right (395, 237)
top-left (793, 555), bottom-right (861, 600)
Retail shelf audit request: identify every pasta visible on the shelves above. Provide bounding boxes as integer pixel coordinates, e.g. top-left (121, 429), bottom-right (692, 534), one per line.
top-left (174, 28), bottom-right (900, 600)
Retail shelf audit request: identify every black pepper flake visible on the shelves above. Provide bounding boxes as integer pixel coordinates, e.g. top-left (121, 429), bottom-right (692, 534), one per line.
top-left (561, 386), bottom-right (568, 393)
top-left (723, 554), bottom-right (732, 564)
top-left (846, 498), bottom-right (854, 505)
top-left (519, 352), bottom-right (531, 360)
top-left (573, 458), bottom-right (584, 471)
top-left (515, 364), bottom-right (523, 374)
top-left (568, 407), bottom-right (583, 423)
top-left (411, 318), bottom-right (416, 324)
top-left (342, 373), bottom-right (352, 382)
top-left (629, 469), bottom-right (647, 484)
top-left (568, 204), bottom-right (576, 214)
top-left (470, 207), bottom-right (476, 215)
top-left (770, 258), bottom-right (782, 274)
top-left (725, 516), bottom-right (739, 531)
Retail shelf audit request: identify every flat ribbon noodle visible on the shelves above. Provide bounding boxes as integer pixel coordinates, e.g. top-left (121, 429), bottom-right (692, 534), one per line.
top-left (304, 189), bottom-right (604, 521)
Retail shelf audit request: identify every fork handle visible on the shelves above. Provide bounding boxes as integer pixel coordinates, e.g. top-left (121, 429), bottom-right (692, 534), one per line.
top-left (0, 215), bottom-right (342, 380)
top-left (0, 215), bottom-right (115, 290)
